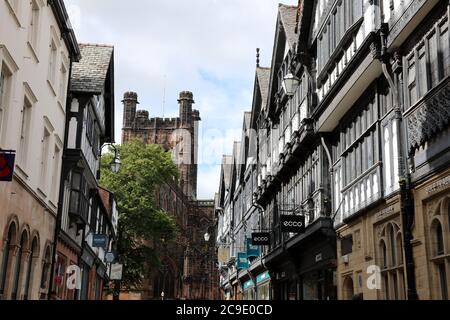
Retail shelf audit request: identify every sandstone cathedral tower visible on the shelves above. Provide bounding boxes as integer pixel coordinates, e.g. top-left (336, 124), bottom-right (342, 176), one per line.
top-left (120, 91), bottom-right (218, 300)
top-left (121, 91), bottom-right (200, 199)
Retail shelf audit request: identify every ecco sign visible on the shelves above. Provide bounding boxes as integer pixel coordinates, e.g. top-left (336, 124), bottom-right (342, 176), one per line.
top-left (251, 233), bottom-right (271, 246)
top-left (280, 215), bottom-right (305, 233)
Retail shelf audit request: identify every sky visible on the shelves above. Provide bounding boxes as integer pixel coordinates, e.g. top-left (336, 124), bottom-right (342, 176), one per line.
top-left (65, 0), bottom-right (298, 199)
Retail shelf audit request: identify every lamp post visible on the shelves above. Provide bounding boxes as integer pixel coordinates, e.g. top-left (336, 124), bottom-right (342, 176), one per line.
top-left (281, 72), bottom-right (301, 97)
top-left (102, 143), bottom-right (121, 173)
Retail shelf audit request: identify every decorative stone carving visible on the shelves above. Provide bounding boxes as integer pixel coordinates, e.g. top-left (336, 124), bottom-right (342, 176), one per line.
top-left (407, 80), bottom-right (450, 151)
top-left (426, 199), bottom-right (441, 219)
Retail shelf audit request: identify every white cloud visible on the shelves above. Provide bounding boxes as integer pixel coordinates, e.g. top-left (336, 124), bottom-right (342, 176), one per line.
top-left (65, 0), bottom-right (298, 198)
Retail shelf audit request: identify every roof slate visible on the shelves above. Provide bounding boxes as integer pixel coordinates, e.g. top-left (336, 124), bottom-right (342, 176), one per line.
top-left (256, 67), bottom-right (271, 109)
top-left (70, 43), bottom-right (114, 94)
top-left (279, 4), bottom-right (299, 50)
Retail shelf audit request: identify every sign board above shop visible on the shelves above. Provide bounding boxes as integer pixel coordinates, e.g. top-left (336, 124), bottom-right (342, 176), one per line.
top-left (280, 215), bottom-right (305, 233)
top-left (256, 271), bottom-right (271, 284)
top-left (243, 280), bottom-right (254, 290)
top-left (251, 233), bottom-right (271, 246)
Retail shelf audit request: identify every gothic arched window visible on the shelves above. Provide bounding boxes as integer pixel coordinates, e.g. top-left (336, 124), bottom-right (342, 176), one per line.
top-left (0, 222), bottom-right (17, 297)
top-left (23, 237), bottom-right (39, 300)
top-left (11, 230), bottom-right (29, 299)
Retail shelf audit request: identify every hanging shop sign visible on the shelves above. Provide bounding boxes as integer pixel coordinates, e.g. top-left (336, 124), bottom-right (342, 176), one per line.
top-left (218, 246), bottom-right (231, 264)
top-left (251, 232), bottom-right (271, 246)
top-left (110, 263), bottom-right (123, 280)
top-left (0, 150), bottom-right (15, 182)
top-left (92, 234), bottom-right (108, 249)
top-left (105, 252), bottom-right (116, 264)
top-left (280, 215), bottom-right (305, 233)
top-left (236, 252), bottom-right (249, 270)
top-left (246, 238), bottom-right (261, 258)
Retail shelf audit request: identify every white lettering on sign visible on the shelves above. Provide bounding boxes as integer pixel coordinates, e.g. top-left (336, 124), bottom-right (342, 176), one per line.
top-left (283, 221), bottom-right (303, 227)
top-left (254, 237), bottom-right (269, 242)
top-left (66, 265), bottom-right (81, 290)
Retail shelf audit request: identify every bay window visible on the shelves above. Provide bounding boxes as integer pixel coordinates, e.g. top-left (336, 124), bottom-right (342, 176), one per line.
top-left (405, 15), bottom-right (450, 108)
top-left (69, 171), bottom-right (89, 222)
top-left (317, 0), bottom-right (363, 74)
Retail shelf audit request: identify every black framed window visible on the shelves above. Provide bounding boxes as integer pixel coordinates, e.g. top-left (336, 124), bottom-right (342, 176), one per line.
top-left (418, 44), bottom-right (428, 97)
top-left (428, 31), bottom-right (439, 88)
top-left (341, 235), bottom-right (353, 256)
top-left (435, 222), bottom-right (445, 256)
top-left (438, 263), bottom-right (448, 300)
top-left (405, 15), bottom-right (450, 108)
top-left (69, 172), bottom-right (82, 213)
top-left (86, 107), bottom-right (94, 144)
top-left (439, 19), bottom-right (450, 78)
top-left (407, 55), bottom-right (417, 106)
top-left (90, 200), bottom-right (98, 232)
top-left (341, 95), bottom-right (378, 186)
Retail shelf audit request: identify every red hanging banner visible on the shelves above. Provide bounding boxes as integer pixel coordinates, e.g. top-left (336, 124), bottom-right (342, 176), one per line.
top-left (0, 150), bottom-right (15, 182)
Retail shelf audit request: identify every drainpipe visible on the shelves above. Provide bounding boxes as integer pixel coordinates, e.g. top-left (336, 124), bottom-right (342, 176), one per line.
top-left (379, 24), bottom-right (418, 300)
top-left (320, 135), bottom-right (333, 218)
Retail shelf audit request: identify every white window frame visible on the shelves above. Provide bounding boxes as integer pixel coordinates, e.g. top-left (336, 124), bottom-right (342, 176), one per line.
top-left (17, 83), bottom-right (38, 173)
top-left (27, 0), bottom-right (44, 60)
top-left (0, 49), bottom-right (19, 147)
top-left (38, 117), bottom-right (55, 197)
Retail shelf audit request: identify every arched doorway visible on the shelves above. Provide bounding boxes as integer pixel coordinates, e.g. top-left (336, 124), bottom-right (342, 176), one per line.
top-left (342, 276), bottom-right (354, 300)
top-left (153, 263), bottom-right (176, 299)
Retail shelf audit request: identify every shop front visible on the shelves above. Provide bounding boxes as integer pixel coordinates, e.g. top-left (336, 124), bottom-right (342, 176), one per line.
top-left (242, 279), bottom-right (255, 300)
top-left (53, 235), bottom-right (81, 300)
top-left (412, 167), bottom-right (450, 299)
top-left (265, 217), bottom-right (337, 300)
top-left (255, 271), bottom-right (271, 300)
top-left (291, 218), bottom-right (337, 300)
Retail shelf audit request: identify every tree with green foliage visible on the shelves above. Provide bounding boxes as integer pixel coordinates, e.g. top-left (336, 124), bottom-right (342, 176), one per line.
top-left (100, 139), bottom-right (179, 300)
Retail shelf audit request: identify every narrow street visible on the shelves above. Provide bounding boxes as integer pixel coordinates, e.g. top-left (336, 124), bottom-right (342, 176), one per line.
top-left (0, 0), bottom-right (450, 305)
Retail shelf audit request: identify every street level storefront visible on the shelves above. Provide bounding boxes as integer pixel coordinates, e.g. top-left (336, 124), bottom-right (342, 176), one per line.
top-left (255, 271), bottom-right (271, 300)
top-left (242, 279), bottom-right (255, 300)
top-left (412, 167), bottom-right (450, 299)
top-left (0, 177), bottom-right (55, 300)
top-left (53, 235), bottom-right (80, 300)
top-left (264, 217), bottom-right (337, 300)
top-left (336, 196), bottom-right (405, 300)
